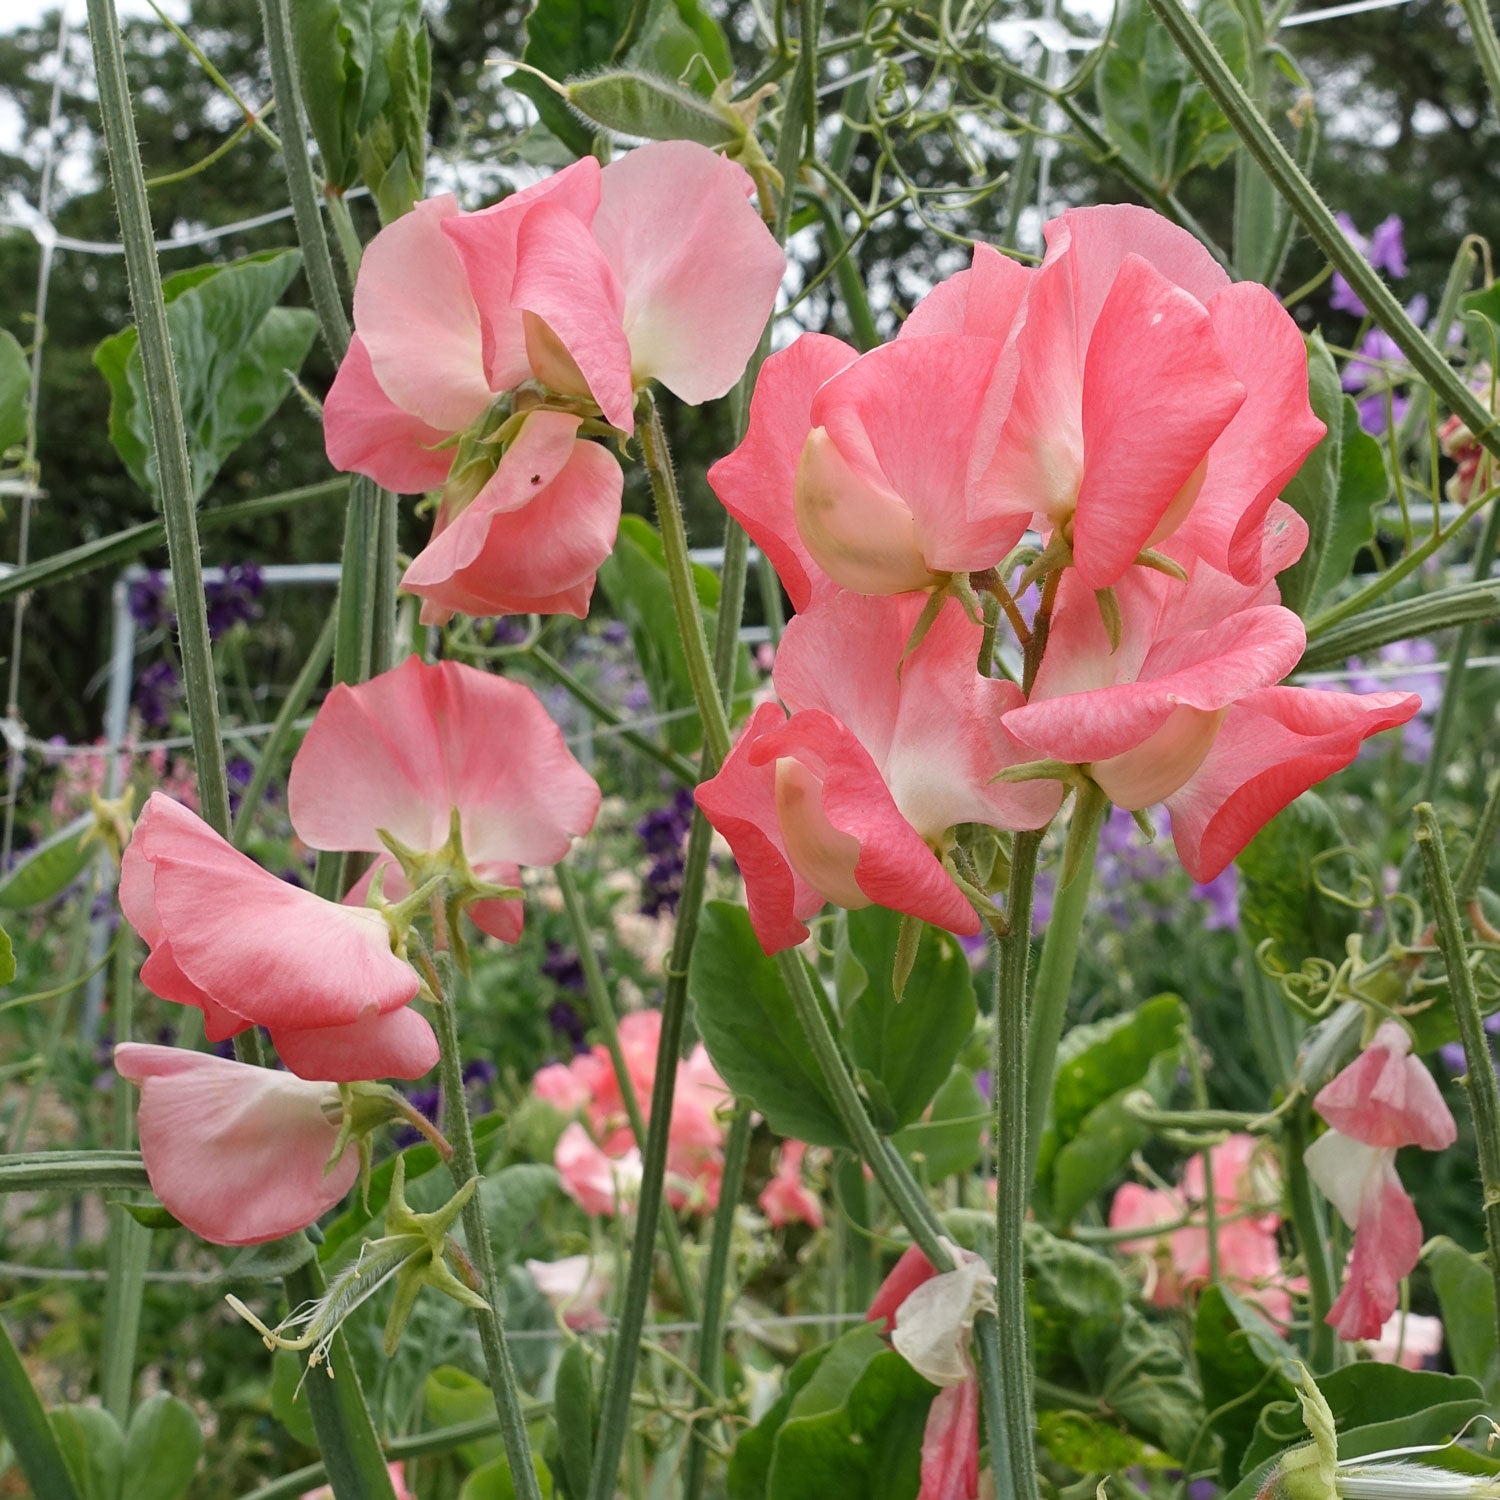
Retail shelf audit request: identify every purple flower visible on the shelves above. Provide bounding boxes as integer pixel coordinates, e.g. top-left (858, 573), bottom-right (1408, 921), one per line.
top-left (1341, 296), bottom-right (1426, 435)
top-left (549, 999), bottom-right (589, 1052)
top-left (134, 659), bottom-right (182, 728)
top-left (1347, 638), bottom-right (1438, 759)
top-left (1440, 1041), bottom-right (1468, 1073)
top-left (488, 617), bottom-right (530, 647)
top-left (128, 570), bottom-right (173, 633)
top-left (1331, 212), bottom-right (1406, 317)
top-left (1197, 865), bottom-right (1239, 931)
top-left (541, 941), bottom-right (586, 993)
top-left (204, 563), bottom-right (264, 639)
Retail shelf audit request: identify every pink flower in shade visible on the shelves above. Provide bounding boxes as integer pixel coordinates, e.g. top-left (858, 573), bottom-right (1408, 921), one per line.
top-left (400, 409), bottom-right (624, 624)
top-left (1368, 1310), bottom-right (1444, 1370)
top-left (287, 656), bottom-right (601, 944)
top-left (696, 591), bottom-right (1062, 953)
top-left (533, 1061), bottom-right (593, 1116)
top-left (758, 1140), bottom-right (825, 1229)
top-left (968, 204), bottom-right (1326, 590)
top-left (1305, 1023), bottom-right (1456, 1341)
top-left (120, 793), bottom-right (433, 1081)
top-left (526, 1254), bottom-right (612, 1331)
top-left (115, 1043), bottom-right (358, 1247)
top-left (556, 1121), bottom-right (644, 1216)
top-left (867, 1245), bottom-right (993, 1500)
top-left (302, 1463), bottom-right (414, 1500)
top-left (1002, 508), bottom-right (1421, 881)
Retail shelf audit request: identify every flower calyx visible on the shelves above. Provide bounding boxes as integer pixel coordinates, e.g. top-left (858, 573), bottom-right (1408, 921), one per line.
top-left (84, 788), bottom-right (136, 865)
top-left (324, 1082), bottom-right (453, 1205)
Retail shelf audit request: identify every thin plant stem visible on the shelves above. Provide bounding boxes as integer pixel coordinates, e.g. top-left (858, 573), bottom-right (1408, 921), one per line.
top-left (1457, 770), bottom-right (1500, 902)
top-left (1459, 0), bottom-right (1500, 122)
top-left (431, 958), bottom-right (544, 1500)
top-left (1415, 802), bottom-right (1500, 1361)
top-left (326, 191), bottom-right (366, 284)
top-left (1284, 1104), bottom-right (1339, 1372)
top-left (0, 1315), bottom-right (82, 1500)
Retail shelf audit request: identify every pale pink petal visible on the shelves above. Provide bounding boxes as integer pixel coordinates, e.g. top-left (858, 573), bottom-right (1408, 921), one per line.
top-left (900, 242), bottom-right (1031, 343)
top-left (270, 1005), bottom-right (439, 1083)
top-left (919, 1379), bottom-right (980, 1500)
top-left (708, 334), bottom-right (857, 612)
top-left (353, 195), bottom-right (493, 432)
top-left (1164, 687), bottom-right (1422, 882)
top-left (324, 336), bottom-right (455, 493)
top-left (1368, 1311), bottom-right (1445, 1369)
top-left (1107, 1182), bottom-right (1185, 1253)
top-left (556, 1122), bottom-right (641, 1217)
top-left (758, 1140), bottom-right (825, 1229)
top-left (439, 157), bottom-right (603, 390)
top-left (511, 201), bottom-right (634, 429)
top-left (592, 141), bottom-right (784, 406)
top-left (1314, 1020), bottom-right (1457, 1151)
top-left (116, 1043), bottom-right (357, 1246)
top-left (526, 1255), bottom-right (611, 1331)
top-left (534, 1062), bottom-right (592, 1116)
top-left (1071, 255), bottom-right (1246, 589)
top-left (401, 413), bottom-right (622, 624)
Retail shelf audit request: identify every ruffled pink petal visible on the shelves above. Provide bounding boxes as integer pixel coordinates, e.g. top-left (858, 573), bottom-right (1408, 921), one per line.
top-left (747, 710), bottom-right (980, 937)
top-left (694, 701), bottom-right (824, 954)
top-left (439, 157), bottom-right (603, 390)
top-left (708, 334), bottom-right (857, 612)
top-left (1071, 254), bottom-right (1246, 590)
top-left (126, 794), bottom-right (418, 1033)
top-left (919, 1379), bottom-right (980, 1500)
top-left (401, 413), bottom-right (622, 624)
top-left (758, 1140), bottom-right (825, 1229)
top-left (534, 1062), bottom-right (591, 1116)
top-left (270, 1005), bottom-right (439, 1083)
top-left (353, 195), bottom-right (493, 433)
top-left (1314, 1020), bottom-right (1457, 1151)
top-left (868, 1246), bottom-right (939, 1330)
top-left (900, 242), bottom-right (1031, 343)
top-left (511, 201), bottom-right (634, 430)
top-left (288, 656), bottom-right (601, 869)
top-left (1168, 282), bottom-right (1326, 583)
top-left (116, 1043), bottom-right (357, 1246)
top-left (1164, 686), bottom-right (1422, 882)
top-left (592, 141), bottom-right (784, 407)
top-left (556, 1122), bottom-right (640, 1216)
top-left (324, 336), bottom-right (456, 493)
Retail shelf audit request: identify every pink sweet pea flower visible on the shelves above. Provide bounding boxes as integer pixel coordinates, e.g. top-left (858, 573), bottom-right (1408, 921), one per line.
top-left (1003, 510), bottom-right (1420, 881)
top-left (759, 1140), bottom-right (825, 1229)
top-left (1368, 1310), bottom-right (1444, 1370)
top-left (696, 591), bottom-right (1062, 953)
top-left (115, 1043), bottom-right (358, 1246)
top-left (969, 204), bottom-right (1326, 590)
top-left (1314, 1020), bottom-right (1458, 1150)
top-left (533, 1061), bottom-right (593, 1116)
top-left (303, 1463), bottom-right (414, 1500)
top-left (527, 1254), bottom-right (612, 1331)
top-left (556, 1121), bottom-right (644, 1216)
top-left (121, 793), bottom-right (432, 1080)
top-left (288, 656), bottom-right (601, 943)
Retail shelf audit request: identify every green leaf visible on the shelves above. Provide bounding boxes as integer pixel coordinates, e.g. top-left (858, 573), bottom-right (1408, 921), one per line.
top-left (563, 70), bottom-right (742, 146)
top-left (553, 1340), bottom-right (594, 1500)
top-left (0, 328), bottom-right (29, 457)
top-left (596, 515), bottom-right (753, 755)
top-left (218, 1233), bottom-right (317, 1284)
top-left (763, 1326), bottom-right (934, 1500)
top-left (1427, 1237), bottom-right (1500, 1403)
top-left (0, 814), bottom-right (93, 910)
top-left (49, 1405), bottom-right (124, 1500)
top-left (514, 0), bottom-right (633, 154)
top-left (690, 903), bottom-right (850, 1148)
top-left (460, 1452), bottom-right (555, 1500)
top-left (120, 1394), bottom-right (201, 1500)
top-left (1278, 332), bottom-right (1347, 617)
top-left (1193, 1286), bottom-right (1297, 1488)
top-left (891, 1066), bottom-right (985, 1182)
top-left (1235, 793), bottom-right (1359, 976)
top-left (1036, 1410), bottom-right (1145, 1473)
top-left (423, 1366), bottom-right (504, 1469)
top-left (272, 1350), bottom-right (318, 1447)
top-left (93, 251), bottom-right (320, 503)
top-left (1317, 399), bottom-right (1388, 604)
top-left (120, 1203), bottom-right (178, 1230)
top-left (838, 908), bottom-right (977, 1132)
top-left (728, 1345), bottom-right (833, 1500)
top-left (480, 1164), bottom-right (561, 1273)
top-left (623, 0), bottom-right (731, 91)
top-left (0, 925), bottom-right (13, 988)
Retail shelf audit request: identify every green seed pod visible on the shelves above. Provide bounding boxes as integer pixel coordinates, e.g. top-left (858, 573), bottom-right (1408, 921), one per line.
top-left (562, 68), bottom-right (746, 148)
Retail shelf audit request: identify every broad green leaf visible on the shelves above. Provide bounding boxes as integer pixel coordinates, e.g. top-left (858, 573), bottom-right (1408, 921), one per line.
top-left (424, 1366), bottom-right (505, 1469)
top-left (891, 1065), bottom-right (985, 1182)
top-left (514, 0), bottom-right (633, 154)
top-left (271, 1351), bottom-right (318, 1447)
top-left (690, 903), bottom-right (850, 1148)
top-left (120, 1394), bottom-right (201, 1500)
top-left (1193, 1286), bottom-right (1297, 1489)
top-left (1426, 1237), bottom-right (1499, 1403)
top-left (1036, 1410), bottom-right (1145, 1473)
top-left (764, 1325), bottom-right (933, 1500)
top-left (49, 1405), bottom-right (124, 1500)
top-left (553, 1340), bottom-right (594, 1500)
top-left (1235, 793), bottom-right (1359, 976)
top-left (480, 1164), bottom-right (560, 1272)
top-left (1316, 398), bottom-right (1388, 604)
top-left (0, 328), bottom-right (29, 456)
top-left (460, 1452), bottom-right (554, 1500)
top-left (727, 1343), bottom-right (833, 1500)
top-left (93, 251), bottom-right (320, 504)
top-left (0, 924), bottom-right (12, 988)
top-left (0, 814), bottom-right (93, 910)
top-left (1279, 332), bottom-right (1347, 616)
top-left (218, 1232), bottom-right (317, 1284)
top-left (623, 0), bottom-right (731, 91)
top-left (838, 908), bottom-right (977, 1132)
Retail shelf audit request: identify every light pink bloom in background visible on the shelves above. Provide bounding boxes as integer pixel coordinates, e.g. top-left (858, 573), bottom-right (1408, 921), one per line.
top-left (697, 591), bottom-right (1061, 953)
top-left (555, 1121), bottom-right (643, 1217)
top-left (289, 656), bottom-right (600, 943)
top-left (115, 1044), bottom-right (358, 1246)
top-left (759, 1140), bottom-right (824, 1229)
top-left (120, 793), bottom-right (432, 1080)
top-left (1367, 1310), bottom-right (1444, 1370)
top-left (302, 1462), bottom-right (414, 1500)
top-left (968, 204), bottom-right (1325, 590)
top-left (526, 1254), bottom-right (612, 1331)
top-left (1314, 1020), bottom-right (1457, 1149)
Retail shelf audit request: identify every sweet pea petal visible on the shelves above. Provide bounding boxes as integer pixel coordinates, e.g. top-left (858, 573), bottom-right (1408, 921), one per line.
top-left (919, 1380), bottom-right (980, 1500)
top-left (1314, 1019), bottom-right (1457, 1151)
top-left (900, 241), bottom-right (1030, 342)
top-left (868, 1245), bottom-right (940, 1331)
top-left (324, 335), bottom-right (455, 493)
top-left (271, 1005), bottom-right (440, 1083)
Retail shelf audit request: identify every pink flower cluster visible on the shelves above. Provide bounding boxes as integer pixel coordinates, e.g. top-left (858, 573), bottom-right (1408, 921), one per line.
top-left (699, 205), bottom-right (1420, 949)
top-left (324, 141), bottom-right (783, 623)
top-left (534, 1010), bottom-right (728, 1214)
top-left (1109, 1134), bottom-right (1294, 1327)
top-left (1305, 1020), bottom-right (1456, 1341)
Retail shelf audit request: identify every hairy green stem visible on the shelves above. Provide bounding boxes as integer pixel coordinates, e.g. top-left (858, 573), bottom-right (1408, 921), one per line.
top-left (1459, 0), bottom-right (1500, 123)
top-left (1415, 802), bottom-right (1500, 1359)
top-left (1298, 580), bottom-right (1500, 672)
top-left (432, 961), bottom-right (543, 1500)
top-left (1284, 1105), bottom-right (1339, 1372)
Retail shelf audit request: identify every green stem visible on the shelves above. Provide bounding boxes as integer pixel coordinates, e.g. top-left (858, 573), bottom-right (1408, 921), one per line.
top-left (1298, 579), bottom-right (1500, 673)
top-left (431, 960), bottom-right (543, 1500)
top-left (1284, 1105), bottom-right (1338, 1372)
top-left (554, 863), bottom-right (699, 1317)
top-left (325, 191), bottom-right (365, 285)
top-left (86, 0), bottom-right (231, 839)
top-left (1415, 802), bottom-right (1500, 1361)
top-left (0, 1314), bottom-right (82, 1500)
top-left (991, 828), bottom-right (1043, 1500)
top-left (1145, 0), bottom-right (1500, 462)
top-left (0, 1152), bottom-right (150, 1194)
top-left (773, 0), bottom-right (823, 243)
top-left (681, 1106), bottom-right (752, 1500)
top-left (1024, 784), bottom-right (1106, 1192)
top-left (1459, 0), bottom-right (1500, 122)
top-left (1457, 770), bottom-right (1500, 902)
